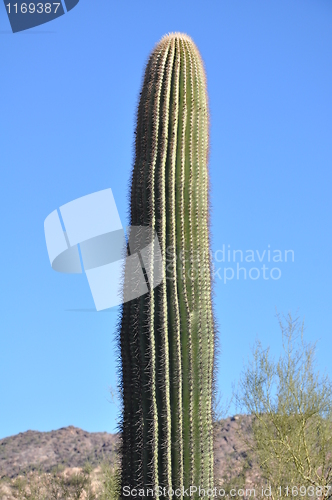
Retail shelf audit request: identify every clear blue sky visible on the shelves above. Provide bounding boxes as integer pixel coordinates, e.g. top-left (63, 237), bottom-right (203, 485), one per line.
top-left (1, 0), bottom-right (332, 439)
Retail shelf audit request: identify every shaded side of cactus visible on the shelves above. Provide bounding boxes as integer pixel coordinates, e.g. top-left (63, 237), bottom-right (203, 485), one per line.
top-left (119, 33), bottom-right (215, 497)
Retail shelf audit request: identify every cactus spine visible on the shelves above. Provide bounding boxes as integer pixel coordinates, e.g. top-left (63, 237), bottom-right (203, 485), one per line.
top-left (119, 33), bottom-right (215, 497)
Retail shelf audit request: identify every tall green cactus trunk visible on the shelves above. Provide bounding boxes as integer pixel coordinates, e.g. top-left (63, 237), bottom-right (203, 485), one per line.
top-left (119, 33), bottom-right (215, 498)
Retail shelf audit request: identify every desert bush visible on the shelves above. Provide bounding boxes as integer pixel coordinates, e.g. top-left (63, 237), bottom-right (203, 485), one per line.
top-left (0, 460), bottom-right (120, 500)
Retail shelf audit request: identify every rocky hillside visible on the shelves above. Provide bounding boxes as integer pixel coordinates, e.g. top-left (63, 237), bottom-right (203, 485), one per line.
top-left (0, 415), bottom-right (261, 485)
top-left (0, 427), bottom-right (118, 480)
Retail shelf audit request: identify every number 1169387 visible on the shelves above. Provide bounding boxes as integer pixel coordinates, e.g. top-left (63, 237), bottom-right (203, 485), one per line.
top-left (6, 3), bottom-right (61, 14)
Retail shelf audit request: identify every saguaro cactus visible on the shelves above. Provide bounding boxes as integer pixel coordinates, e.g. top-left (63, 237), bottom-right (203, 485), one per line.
top-left (119, 33), bottom-right (215, 497)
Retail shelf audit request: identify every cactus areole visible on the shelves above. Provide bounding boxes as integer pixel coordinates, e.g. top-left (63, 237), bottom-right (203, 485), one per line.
top-left (119, 33), bottom-right (215, 498)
